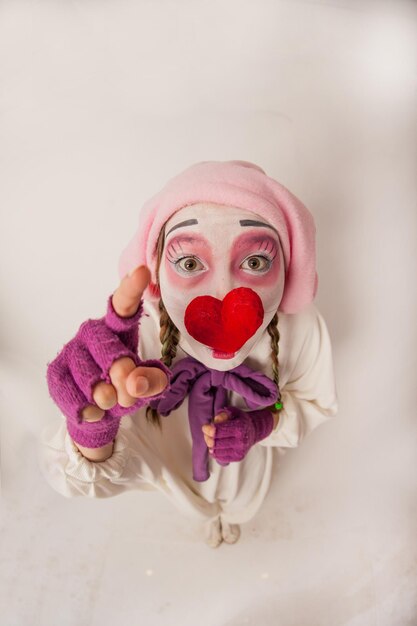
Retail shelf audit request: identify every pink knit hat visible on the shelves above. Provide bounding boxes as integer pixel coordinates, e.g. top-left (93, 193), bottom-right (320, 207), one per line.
top-left (119, 160), bottom-right (318, 314)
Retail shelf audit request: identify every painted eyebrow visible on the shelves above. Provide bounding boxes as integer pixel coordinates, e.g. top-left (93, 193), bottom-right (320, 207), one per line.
top-left (238, 221), bottom-right (286, 271)
top-left (167, 218), bottom-right (276, 235)
top-left (166, 219), bottom-right (199, 236)
top-left (239, 219), bottom-right (278, 234)
top-left (163, 218), bottom-right (286, 271)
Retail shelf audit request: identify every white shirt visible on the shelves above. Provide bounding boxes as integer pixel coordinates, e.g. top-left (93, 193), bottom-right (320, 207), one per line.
top-left (38, 301), bottom-right (338, 525)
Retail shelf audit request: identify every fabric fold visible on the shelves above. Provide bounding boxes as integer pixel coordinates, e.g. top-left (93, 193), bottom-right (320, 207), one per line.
top-left (151, 356), bottom-right (278, 482)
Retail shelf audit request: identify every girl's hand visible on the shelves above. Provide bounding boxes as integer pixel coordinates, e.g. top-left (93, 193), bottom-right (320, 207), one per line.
top-left (202, 406), bottom-right (275, 463)
top-left (46, 266), bottom-right (170, 457)
top-left (84, 265), bottom-right (168, 420)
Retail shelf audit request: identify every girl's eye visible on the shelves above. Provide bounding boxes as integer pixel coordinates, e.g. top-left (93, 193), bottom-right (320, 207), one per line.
top-left (175, 256), bottom-right (205, 274)
top-left (240, 255), bottom-right (271, 273)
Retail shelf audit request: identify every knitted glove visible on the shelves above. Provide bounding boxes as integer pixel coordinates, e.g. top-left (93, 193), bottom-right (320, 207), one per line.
top-left (46, 296), bottom-right (170, 449)
top-left (210, 406), bottom-right (274, 463)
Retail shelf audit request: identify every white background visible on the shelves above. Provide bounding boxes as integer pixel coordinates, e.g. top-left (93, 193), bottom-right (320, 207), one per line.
top-left (1, 1), bottom-right (416, 625)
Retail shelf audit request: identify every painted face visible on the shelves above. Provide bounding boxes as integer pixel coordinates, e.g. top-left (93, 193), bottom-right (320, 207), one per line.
top-left (158, 203), bottom-right (285, 370)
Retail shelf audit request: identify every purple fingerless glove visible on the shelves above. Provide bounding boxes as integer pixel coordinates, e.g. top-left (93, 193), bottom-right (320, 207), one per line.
top-left (211, 406), bottom-right (274, 463)
top-left (46, 296), bottom-right (171, 449)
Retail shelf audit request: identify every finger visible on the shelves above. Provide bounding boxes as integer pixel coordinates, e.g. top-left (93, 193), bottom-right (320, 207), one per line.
top-left (82, 405), bottom-right (105, 422)
top-left (202, 412), bottom-right (229, 436)
top-left (79, 321), bottom-right (136, 374)
top-left (202, 424), bottom-right (215, 437)
top-left (92, 381), bottom-right (118, 410)
top-left (66, 342), bottom-right (104, 402)
top-left (109, 357), bottom-right (138, 408)
top-left (112, 265), bottom-right (151, 318)
top-left (214, 411), bottom-right (230, 424)
top-left (125, 366), bottom-right (169, 398)
top-left (213, 436), bottom-right (239, 450)
top-left (212, 450), bottom-right (237, 463)
top-left (203, 433), bottom-right (215, 448)
top-left (47, 356), bottom-right (90, 420)
top-left (211, 420), bottom-right (238, 439)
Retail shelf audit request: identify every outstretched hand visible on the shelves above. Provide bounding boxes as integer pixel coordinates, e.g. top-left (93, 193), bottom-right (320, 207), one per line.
top-left (83, 266), bottom-right (168, 423)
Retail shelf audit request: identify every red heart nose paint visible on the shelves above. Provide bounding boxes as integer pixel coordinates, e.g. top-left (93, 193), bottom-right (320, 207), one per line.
top-left (184, 287), bottom-right (264, 353)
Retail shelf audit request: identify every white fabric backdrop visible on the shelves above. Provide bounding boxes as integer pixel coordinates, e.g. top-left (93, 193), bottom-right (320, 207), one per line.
top-left (1, 1), bottom-right (416, 625)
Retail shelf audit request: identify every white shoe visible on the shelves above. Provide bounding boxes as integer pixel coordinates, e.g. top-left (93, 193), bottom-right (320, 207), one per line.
top-left (204, 517), bottom-right (223, 548)
top-left (220, 519), bottom-right (241, 544)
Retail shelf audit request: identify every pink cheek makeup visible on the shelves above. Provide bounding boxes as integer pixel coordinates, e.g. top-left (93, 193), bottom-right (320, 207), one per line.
top-left (230, 233), bottom-right (282, 288)
top-left (164, 235), bottom-right (213, 289)
top-left (164, 231), bottom-right (282, 293)
top-left (164, 259), bottom-right (211, 290)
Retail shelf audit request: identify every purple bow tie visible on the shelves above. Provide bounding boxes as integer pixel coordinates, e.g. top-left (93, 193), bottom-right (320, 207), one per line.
top-left (150, 356), bottom-right (278, 482)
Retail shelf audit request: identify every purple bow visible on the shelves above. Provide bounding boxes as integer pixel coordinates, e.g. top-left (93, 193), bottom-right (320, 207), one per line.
top-left (150, 356), bottom-right (278, 482)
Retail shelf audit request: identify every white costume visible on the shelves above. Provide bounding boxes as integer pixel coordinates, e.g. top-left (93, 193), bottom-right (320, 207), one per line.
top-left (39, 299), bottom-right (337, 525)
top-left (41, 161), bottom-right (338, 536)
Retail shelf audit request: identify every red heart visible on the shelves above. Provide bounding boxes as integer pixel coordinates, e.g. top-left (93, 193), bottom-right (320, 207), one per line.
top-left (184, 287), bottom-right (264, 353)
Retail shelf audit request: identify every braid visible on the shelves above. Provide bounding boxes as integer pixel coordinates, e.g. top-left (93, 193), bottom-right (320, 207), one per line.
top-left (145, 299), bottom-right (180, 428)
top-left (158, 298), bottom-right (180, 367)
top-left (146, 224), bottom-right (180, 428)
top-left (266, 313), bottom-right (283, 409)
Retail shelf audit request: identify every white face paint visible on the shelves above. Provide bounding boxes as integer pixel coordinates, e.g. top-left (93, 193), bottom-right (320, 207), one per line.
top-left (158, 203), bottom-right (285, 370)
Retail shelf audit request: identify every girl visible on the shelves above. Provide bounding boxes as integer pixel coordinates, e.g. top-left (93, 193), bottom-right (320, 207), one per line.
top-left (42, 160), bottom-right (338, 547)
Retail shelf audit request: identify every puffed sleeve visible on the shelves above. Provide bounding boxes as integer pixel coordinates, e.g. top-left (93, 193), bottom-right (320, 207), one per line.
top-left (38, 417), bottom-right (161, 498)
top-left (259, 304), bottom-right (338, 448)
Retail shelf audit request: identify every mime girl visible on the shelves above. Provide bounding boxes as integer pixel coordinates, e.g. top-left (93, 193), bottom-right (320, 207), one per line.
top-left (42, 160), bottom-right (338, 547)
